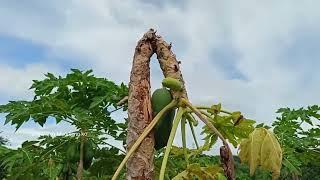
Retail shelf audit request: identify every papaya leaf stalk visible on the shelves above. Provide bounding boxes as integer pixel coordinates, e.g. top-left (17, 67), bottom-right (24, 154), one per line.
top-left (181, 98), bottom-right (235, 180)
top-left (159, 107), bottom-right (186, 180)
top-left (187, 118), bottom-right (199, 149)
top-left (76, 129), bottom-right (86, 180)
top-left (181, 115), bottom-right (188, 164)
top-left (112, 100), bottom-right (177, 180)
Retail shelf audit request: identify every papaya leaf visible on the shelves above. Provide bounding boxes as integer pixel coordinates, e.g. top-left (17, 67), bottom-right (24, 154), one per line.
top-left (172, 163), bottom-right (223, 180)
top-left (239, 128), bottom-right (282, 179)
top-left (282, 158), bottom-right (301, 175)
top-left (208, 103), bottom-right (221, 114)
top-left (89, 96), bottom-right (108, 109)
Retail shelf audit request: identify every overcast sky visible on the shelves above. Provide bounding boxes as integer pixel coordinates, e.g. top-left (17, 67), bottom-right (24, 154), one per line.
top-left (0, 0), bottom-right (319, 150)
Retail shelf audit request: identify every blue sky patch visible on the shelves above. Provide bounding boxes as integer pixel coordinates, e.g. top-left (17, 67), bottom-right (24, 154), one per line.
top-left (210, 45), bottom-right (247, 81)
top-left (0, 34), bottom-right (48, 66)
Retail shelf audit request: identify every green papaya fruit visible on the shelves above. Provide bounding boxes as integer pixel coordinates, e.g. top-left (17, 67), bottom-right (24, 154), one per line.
top-left (83, 140), bottom-right (94, 170)
top-left (62, 163), bottom-right (69, 174)
top-left (162, 77), bottom-right (182, 91)
top-left (66, 175), bottom-right (73, 180)
top-left (70, 163), bottom-right (77, 174)
top-left (84, 158), bottom-right (93, 170)
top-left (151, 88), bottom-right (176, 150)
top-left (66, 142), bottom-right (80, 163)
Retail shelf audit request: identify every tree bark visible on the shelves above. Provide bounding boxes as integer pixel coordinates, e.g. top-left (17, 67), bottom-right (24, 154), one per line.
top-left (76, 130), bottom-right (85, 180)
top-left (154, 35), bottom-right (188, 99)
top-left (126, 29), bottom-right (156, 180)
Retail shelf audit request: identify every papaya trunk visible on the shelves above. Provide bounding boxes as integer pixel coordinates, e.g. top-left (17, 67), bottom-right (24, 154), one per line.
top-left (126, 29), bottom-right (156, 179)
top-left (154, 35), bottom-right (188, 99)
top-left (76, 130), bottom-right (85, 180)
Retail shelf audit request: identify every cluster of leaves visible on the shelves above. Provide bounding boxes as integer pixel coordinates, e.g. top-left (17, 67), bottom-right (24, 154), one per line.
top-left (0, 136), bottom-right (125, 179)
top-left (0, 145), bottom-right (9, 179)
top-left (150, 102), bottom-right (258, 180)
top-left (1, 68), bottom-right (319, 179)
top-left (0, 69), bottom-right (128, 138)
top-left (154, 151), bottom-right (272, 180)
top-left (0, 132), bottom-right (8, 179)
top-left (272, 105), bottom-right (320, 179)
top-left (199, 103), bottom-right (255, 152)
top-left (0, 69), bottom-right (129, 179)
top-left (0, 140), bottom-right (60, 179)
top-left (86, 147), bottom-right (125, 179)
top-left (0, 132), bottom-right (8, 146)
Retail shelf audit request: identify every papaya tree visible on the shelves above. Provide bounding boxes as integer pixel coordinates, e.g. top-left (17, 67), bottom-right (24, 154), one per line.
top-left (0, 69), bottom-right (128, 179)
top-left (0, 133), bottom-right (9, 179)
top-left (111, 29), bottom-right (283, 180)
top-left (272, 105), bottom-right (320, 180)
top-left (0, 132), bottom-right (7, 145)
top-left (0, 30), bottom-right (285, 180)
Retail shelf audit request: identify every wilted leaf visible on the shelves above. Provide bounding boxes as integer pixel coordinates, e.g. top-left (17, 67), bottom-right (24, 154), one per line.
top-left (239, 128), bottom-right (282, 179)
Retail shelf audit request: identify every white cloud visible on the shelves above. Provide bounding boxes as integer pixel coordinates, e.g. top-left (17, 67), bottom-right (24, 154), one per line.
top-left (0, 63), bottom-right (62, 99)
top-left (0, 0), bottom-right (320, 151)
top-left (1, 121), bottom-right (75, 148)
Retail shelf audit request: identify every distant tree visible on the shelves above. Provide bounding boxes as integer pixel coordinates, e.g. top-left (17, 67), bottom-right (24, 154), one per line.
top-left (0, 132), bottom-right (9, 179)
top-left (0, 69), bottom-right (128, 179)
top-left (0, 131), bottom-right (8, 145)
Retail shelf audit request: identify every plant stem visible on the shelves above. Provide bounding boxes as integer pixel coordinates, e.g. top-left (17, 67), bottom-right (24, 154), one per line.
top-left (183, 99), bottom-right (235, 179)
top-left (187, 119), bottom-right (199, 149)
top-left (112, 100), bottom-right (177, 180)
top-left (200, 110), bottom-right (214, 120)
top-left (76, 129), bottom-right (85, 180)
top-left (39, 140), bottom-right (69, 161)
top-left (105, 142), bottom-right (126, 154)
top-left (183, 99), bottom-right (228, 145)
top-left (195, 106), bottom-right (232, 115)
top-left (109, 106), bottom-right (124, 113)
top-left (181, 115), bottom-right (188, 164)
top-left (159, 107), bottom-right (185, 180)
top-left (21, 148), bottom-right (32, 164)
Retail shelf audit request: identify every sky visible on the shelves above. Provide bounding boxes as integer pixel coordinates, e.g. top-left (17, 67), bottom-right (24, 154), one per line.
top-left (0, 0), bottom-right (319, 152)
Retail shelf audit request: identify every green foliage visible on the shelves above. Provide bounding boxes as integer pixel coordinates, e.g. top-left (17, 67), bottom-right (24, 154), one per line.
top-left (0, 69), bottom-right (128, 136)
top-left (1, 68), bottom-right (318, 180)
top-left (85, 147), bottom-right (125, 179)
top-left (200, 104), bottom-right (255, 150)
top-left (0, 145), bottom-right (10, 179)
top-left (0, 140), bottom-right (63, 179)
top-left (172, 163), bottom-right (224, 180)
top-left (154, 152), bottom-right (272, 180)
top-left (0, 69), bottom-right (129, 179)
top-left (0, 131), bottom-right (8, 146)
top-left (272, 105), bottom-right (320, 179)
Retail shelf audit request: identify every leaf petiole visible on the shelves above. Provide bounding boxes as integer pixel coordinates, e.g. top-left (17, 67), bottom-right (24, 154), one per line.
top-left (112, 100), bottom-right (177, 180)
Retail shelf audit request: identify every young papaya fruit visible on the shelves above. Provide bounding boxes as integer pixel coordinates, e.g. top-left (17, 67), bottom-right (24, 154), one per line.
top-left (66, 175), bottom-right (73, 180)
top-left (83, 140), bottom-right (94, 170)
top-left (84, 158), bottom-right (93, 170)
top-left (62, 163), bottom-right (69, 174)
top-left (66, 142), bottom-right (80, 163)
top-left (162, 77), bottom-right (183, 91)
top-left (151, 88), bottom-right (176, 150)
